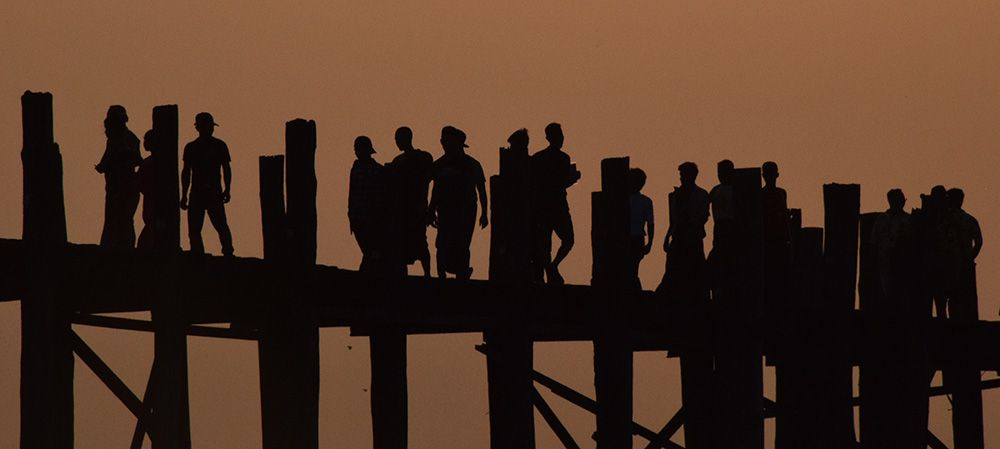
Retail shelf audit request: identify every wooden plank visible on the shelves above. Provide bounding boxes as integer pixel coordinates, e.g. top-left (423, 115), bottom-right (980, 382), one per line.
top-left (151, 105), bottom-right (180, 251)
top-left (72, 313), bottom-right (258, 340)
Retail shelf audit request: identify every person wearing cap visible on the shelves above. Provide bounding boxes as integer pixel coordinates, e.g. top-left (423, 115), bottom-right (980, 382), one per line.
top-left (529, 122), bottom-right (581, 285)
top-left (95, 105), bottom-right (142, 249)
top-left (180, 112), bottom-right (234, 256)
top-left (428, 126), bottom-right (488, 279)
top-left (386, 126), bottom-right (434, 276)
top-left (349, 135), bottom-right (387, 272)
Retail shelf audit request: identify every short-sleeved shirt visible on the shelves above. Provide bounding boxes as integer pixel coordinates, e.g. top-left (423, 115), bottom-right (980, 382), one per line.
top-left (762, 186), bottom-right (790, 244)
top-left (957, 210), bottom-right (982, 260)
top-left (629, 192), bottom-right (654, 238)
top-left (668, 185), bottom-right (709, 241)
top-left (390, 149), bottom-right (434, 213)
top-left (432, 153), bottom-right (485, 215)
top-left (349, 158), bottom-right (385, 225)
top-left (530, 147), bottom-right (575, 211)
top-left (183, 136), bottom-right (231, 200)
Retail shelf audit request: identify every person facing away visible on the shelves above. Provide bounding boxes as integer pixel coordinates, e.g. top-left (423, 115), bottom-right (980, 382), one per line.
top-left (871, 189), bottom-right (912, 301)
top-left (428, 126), bottom-right (488, 280)
top-left (707, 159), bottom-right (735, 296)
top-left (349, 136), bottom-right (387, 272)
top-left (96, 105), bottom-right (142, 249)
top-left (529, 122), bottom-right (581, 285)
top-left (180, 112), bottom-right (234, 257)
top-left (136, 129), bottom-right (157, 250)
top-left (761, 161), bottom-right (791, 318)
top-left (628, 168), bottom-right (654, 289)
top-left (387, 126), bottom-right (434, 276)
top-left (657, 162), bottom-right (709, 300)
top-left (924, 185), bottom-right (962, 318)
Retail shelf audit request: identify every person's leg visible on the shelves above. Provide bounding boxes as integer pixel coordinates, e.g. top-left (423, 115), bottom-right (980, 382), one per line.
top-left (207, 202), bottom-right (234, 256)
top-left (419, 247), bottom-right (431, 277)
top-left (188, 203), bottom-right (206, 254)
top-left (548, 211), bottom-right (574, 284)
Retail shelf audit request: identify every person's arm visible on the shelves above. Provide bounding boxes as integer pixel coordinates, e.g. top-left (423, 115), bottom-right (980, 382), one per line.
top-left (222, 162), bottom-right (232, 203)
top-left (477, 177), bottom-right (489, 228)
top-left (427, 176), bottom-right (438, 228)
top-left (180, 160), bottom-right (191, 210)
top-left (645, 201), bottom-right (655, 255)
top-left (972, 217), bottom-right (983, 260)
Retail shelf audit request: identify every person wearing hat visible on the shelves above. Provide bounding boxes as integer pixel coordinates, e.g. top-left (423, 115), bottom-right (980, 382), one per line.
top-left (95, 105), bottom-right (142, 248)
top-left (427, 125), bottom-right (488, 279)
top-left (180, 112), bottom-right (234, 256)
top-left (349, 135), bottom-right (387, 272)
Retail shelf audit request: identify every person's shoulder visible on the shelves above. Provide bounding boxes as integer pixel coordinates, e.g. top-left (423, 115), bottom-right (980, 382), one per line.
top-left (694, 185), bottom-right (709, 196)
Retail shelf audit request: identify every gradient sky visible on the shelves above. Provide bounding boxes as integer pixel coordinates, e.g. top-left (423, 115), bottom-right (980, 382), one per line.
top-left (2, 1), bottom-right (999, 447)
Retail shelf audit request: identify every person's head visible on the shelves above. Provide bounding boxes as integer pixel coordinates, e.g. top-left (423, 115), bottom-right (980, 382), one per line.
top-left (395, 126), bottom-right (413, 152)
top-left (143, 129), bottom-right (156, 154)
top-left (194, 112), bottom-right (218, 137)
top-left (440, 126), bottom-right (469, 154)
top-left (105, 105), bottom-right (128, 130)
top-left (354, 135), bottom-right (376, 159)
top-left (544, 122), bottom-right (564, 148)
top-left (717, 159), bottom-right (734, 185)
top-left (507, 128), bottom-right (529, 151)
top-left (629, 168), bottom-right (647, 194)
top-left (678, 162), bottom-right (698, 186)
top-left (762, 161), bottom-right (779, 186)
top-left (887, 188), bottom-right (905, 211)
top-left (947, 188), bottom-right (965, 209)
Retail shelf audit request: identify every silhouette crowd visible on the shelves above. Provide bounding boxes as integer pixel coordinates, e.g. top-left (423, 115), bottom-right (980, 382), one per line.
top-left (94, 106), bottom-right (984, 318)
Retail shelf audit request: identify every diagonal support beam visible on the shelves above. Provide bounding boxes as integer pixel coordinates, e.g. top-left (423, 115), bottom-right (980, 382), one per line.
top-left (130, 358), bottom-right (158, 449)
top-left (533, 387), bottom-right (581, 449)
top-left (73, 313), bottom-right (258, 340)
top-left (927, 430), bottom-right (949, 449)
top-left (642, 407), bottom-right (685, 449)
top-left (69, 331), bottom-right (153, 427)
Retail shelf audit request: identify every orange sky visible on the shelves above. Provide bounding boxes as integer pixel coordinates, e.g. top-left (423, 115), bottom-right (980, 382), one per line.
top-left (2, 1), bottom-right (1000, 447)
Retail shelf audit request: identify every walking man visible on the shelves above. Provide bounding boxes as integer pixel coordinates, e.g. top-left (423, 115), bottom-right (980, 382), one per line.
top-left (428, 126), bottom-right (488, 279)
top-left (180, 112), bottom-right (234, 256)
top-left (530, 122), bottom-right (581, 284)
top-left (388, 126), bottom-right (434, 276)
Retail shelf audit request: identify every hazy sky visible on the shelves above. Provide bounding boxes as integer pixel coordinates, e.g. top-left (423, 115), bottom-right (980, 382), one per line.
top-left (2, 1), bottom-right (999, 447)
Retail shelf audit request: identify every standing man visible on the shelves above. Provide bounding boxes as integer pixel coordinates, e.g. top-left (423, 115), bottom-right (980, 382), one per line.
top-left (657, 162), bottom-right (709, 301)
top-left (349, 135), bottom-right (386, 272)
top-left (761, 161), bottom-right (791, 318)
top-left (530, 122), bottom-right (581, 285)
top-left (96, 105), bottom-right (142, 248)
top-left (627, 168), bottom-right (654, 289)
top-left (388, 126), bottom-right (434, 276)
top-left (180, 112), bottom-right (234, 257)
top-left (428, 126), bottom-right (488, 280)
top-left (946, 188), bottom-right (982, 320)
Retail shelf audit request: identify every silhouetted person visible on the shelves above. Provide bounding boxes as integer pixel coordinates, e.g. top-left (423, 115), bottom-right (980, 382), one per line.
top-left (925, 185), bottom-right (960, 318)
top-left (180, 112), bottom-right (234, 256)
top-left (428, 126), bottom-right (488, 279)
top-left (946, 188), bottom-right (982, 321)
top-left (708, 159), bottom-right (735, 296)
top-left (871, 189), bottom-right (912, 302)
top-left (627, 168), bottom-right (654, 289)
top-left (657, 162), bottom-right (709, 300)
top-left (530, 122), bottom-right (581, 285)
top-left (388, 126), bottom-right (433, 276)
top-left (96, 105), bottom-right (141, 248)
top-left (136, 129), bottom-right (157, 250)
top-left (761, 161), bottom-right (791, 318)
top-left (349, 136), bottom-right (386, 272)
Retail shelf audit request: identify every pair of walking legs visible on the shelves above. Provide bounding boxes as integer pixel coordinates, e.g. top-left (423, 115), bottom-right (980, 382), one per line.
top-left (188, 200), bottom-right (234, 256)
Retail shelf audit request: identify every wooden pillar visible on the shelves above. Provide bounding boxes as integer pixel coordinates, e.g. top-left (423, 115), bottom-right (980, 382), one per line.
top-left (714, 167), bottom-right (764, 449)
top-left (20, 90), bottom-right (73, 449)
top-left (591, 157), bottom-right (633, 449)
top-left (815, 183), bottom-right (859, 449)
top-left (485, 143), bottom-right (534, 449)
top-left (285, 119), bottom-right (321, 449)
top-left (148, 105), bottom-right (191, 449)
top-left (775, 227), bottom-right (823, 449)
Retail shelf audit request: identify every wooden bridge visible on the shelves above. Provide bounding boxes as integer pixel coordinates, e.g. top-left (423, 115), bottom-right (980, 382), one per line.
top-left (6, 91), bottom-right (1000, 449)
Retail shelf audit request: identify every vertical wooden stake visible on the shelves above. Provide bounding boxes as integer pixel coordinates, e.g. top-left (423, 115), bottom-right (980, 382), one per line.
top-left (20, 90), bottom-right (73, 449)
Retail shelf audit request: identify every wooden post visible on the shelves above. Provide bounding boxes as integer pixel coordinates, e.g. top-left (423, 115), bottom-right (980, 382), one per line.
top-left (816, 183), bottom-right (859, 449)
top-left (285, 119), bottom-right (320, 449)
top-left (149, 105), bottom-right (190, 449)
top-left (592, 157), bottom-right (633, 449)
top-left (485, 143), bottom-right (534, 449)
top-left (714, 167), bottom-right (764, 449)
top-left (775, 227), bottom-right (823, 449)
top-left (20, 90), bottom-right (73, 449)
